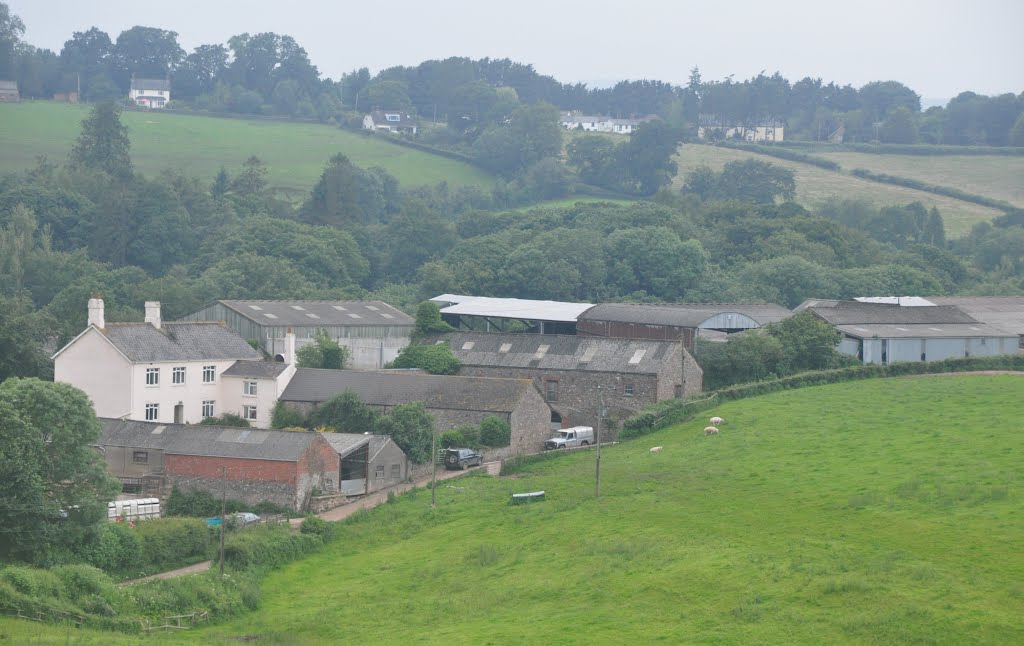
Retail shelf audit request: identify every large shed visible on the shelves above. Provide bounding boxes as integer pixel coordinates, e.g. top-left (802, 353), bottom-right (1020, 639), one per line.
top-left (98, 419), bottom-right (338, 511)
top-left (180, 300), bottom-right (414, 369)
top-left (430, 294), bottom-right (593, 335)
top-left (577, 302), bottom-right (793, 348)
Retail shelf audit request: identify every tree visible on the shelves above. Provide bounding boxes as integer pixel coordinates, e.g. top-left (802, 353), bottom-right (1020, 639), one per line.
top-left (110, 26), bottom-right (184, 91)
top-left (1010, 113), bottom-right (1024, 147)
top-left (0, 378), bottom-right (120, 564)
top-left (764, 311), bottom-right (844, 373)
top-left (617, 120), bottom-right (682, 195)
top-left (694, 332), bottom-right (785, 389)
top-left (880, 106), bottom-right (919, 144)
top-left (296, 329), bottom-right (349, 370)
top-left (413, 301), bottom-right (455, 339)
top-left (0, 292), bottom-right (55, 381)
top-left (685, 159), bottom-right (796, 204)
top-left (174, 44), bottom-right (228, 99)
top-left (307, 391), bottom-right (379, 433)
top-left (387, 343), bottom-right (462, 375)
top-left (0, 1), bottom-right (25, 79)
top-left (479, 415), bottom-right (511, 447)
top-left (69, 102), bottom-right (132, 178)
top-left (377, 401), bottom-right (434, 463)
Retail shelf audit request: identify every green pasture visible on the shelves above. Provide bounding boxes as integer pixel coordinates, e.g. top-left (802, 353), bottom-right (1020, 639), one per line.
top-left (674, 144), bottom-right (1006, 237)
top-left (0, 102), bottom-right (495, 196)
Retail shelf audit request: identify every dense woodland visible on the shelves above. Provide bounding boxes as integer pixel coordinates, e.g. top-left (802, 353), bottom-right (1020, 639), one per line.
top-left (1, 3), bottom-right (1023, 147)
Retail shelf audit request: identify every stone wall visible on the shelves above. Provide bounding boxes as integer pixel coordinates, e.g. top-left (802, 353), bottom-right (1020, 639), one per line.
top-left (164, 454), bottom-right (299, 510)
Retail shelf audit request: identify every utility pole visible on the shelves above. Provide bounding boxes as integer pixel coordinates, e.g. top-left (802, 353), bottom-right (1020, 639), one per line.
top-left (219, 466), bottom-right (226, 576)
top-left (431, 430), bottom-right (437, 508)
top-left (595, 385), bottom-right (604, 498)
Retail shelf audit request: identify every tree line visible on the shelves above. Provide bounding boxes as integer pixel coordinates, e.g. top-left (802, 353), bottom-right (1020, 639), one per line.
top-left (1, 2), bottom-right (1021, 145)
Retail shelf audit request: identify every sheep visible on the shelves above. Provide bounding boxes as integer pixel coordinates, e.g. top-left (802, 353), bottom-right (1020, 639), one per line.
top-left (649, 446), bottom-right (663, 453)
top-left (704, 426), bottom-right (720, 436)
top-left (709, 416), bottom-right (724, 426)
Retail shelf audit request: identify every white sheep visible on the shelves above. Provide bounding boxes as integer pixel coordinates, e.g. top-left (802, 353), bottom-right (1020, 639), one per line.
top-left (649, 446), bottom-right (663, 453)
top-left (704, 426), bottom-right (720, 436)
top-left (709, 416), bottom-right (724, 426)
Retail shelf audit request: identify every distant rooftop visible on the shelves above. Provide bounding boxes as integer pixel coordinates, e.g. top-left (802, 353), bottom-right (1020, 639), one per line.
top-left (131, 78), bottom-right (170, 92)
top-left (99, 418), bottom-right (321, 461)
top-left (580, 302), bottom-right (792, 328)
top-left (214, 300), bottom-right (414, 327)
top-left (430, 294), bottom-right (594, 324)
top-left (797, 300), bottom-right (977, 326)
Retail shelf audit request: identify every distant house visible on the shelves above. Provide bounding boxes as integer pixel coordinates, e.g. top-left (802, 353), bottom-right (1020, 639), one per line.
top-left (697, 114), bottom-right (785, 142)
top-left (797, 299), bottom-right (1019, 364)
top-left (53, 299), bottom-right (273, 426)
top-left (129, 78), bottom-right (170, 108)
top-left (363, 110), bottom-right (418, 135)
top-left (279, 368), bottom-right (552, 457)
top-left (432, 332), bottom-right (702, 435)
top-left (0, 80), bottom-right (20, 102)
top-left (180, 300), bottom-right (414, 370)
top-left (577, 302), bottom-right (793, 349)
top-left (99, 419), bottom-right (339, 511)
top-left (559, 112), bottom-right (654, 134)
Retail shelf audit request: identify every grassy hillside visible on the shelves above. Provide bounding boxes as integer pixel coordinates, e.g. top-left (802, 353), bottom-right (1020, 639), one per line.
top-left (817, 151), bottom-right (1024, 209)
top-left (0, 102), bottom-right (495, 196)
top-left (160, 375), bottom-right (1019, 645)
top-left (673, 144), bottom-right (1005, 238)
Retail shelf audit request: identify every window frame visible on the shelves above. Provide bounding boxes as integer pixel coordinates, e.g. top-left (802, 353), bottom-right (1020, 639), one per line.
top-left (624, 383), bottom-right (635, 397)
top-left (145, 367), bottom-right (159, 386)
top-left (244, 380), bottom-right (258, 396)
top-left (545, 380), bottom-right (558, 403)
top-left (242, 405), bottom-right (258, 421)
top-left (145, 403), bottom-right (159, 421)
top-left (202, 400), bottom-right (215, 418)
top-left (171, 366), bottom-right (186, 385)
top-left (132, 450), bottom-right (149, 464)
top-left (202, 365), bottom-right (216, 383)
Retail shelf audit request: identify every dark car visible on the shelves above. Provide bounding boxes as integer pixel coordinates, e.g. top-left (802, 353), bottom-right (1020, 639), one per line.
top-left (444, 448), bottom-right (483, 470)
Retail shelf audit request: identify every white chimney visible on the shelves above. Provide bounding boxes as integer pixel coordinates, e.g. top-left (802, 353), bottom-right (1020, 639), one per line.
top-left (144, 301), bottom-right (162, 329)
top-left (284, 328), bottom-right (297, 365)
top-left (87, 298), bottom-right (105, 329)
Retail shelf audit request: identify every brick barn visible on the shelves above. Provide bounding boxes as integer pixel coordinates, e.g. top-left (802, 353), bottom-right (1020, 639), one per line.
top-left (99, 419), bottom-right (338, 512)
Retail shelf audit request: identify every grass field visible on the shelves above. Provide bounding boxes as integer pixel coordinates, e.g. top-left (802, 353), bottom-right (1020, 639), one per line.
top-left (817, 152), bottom-right (1024, 209)
top-left (0, 102), bottom-right (495, 196)
top-left (3, 375), bottom-right (1022, 644)
top-left (674, 144), bottom-right (1006, 238)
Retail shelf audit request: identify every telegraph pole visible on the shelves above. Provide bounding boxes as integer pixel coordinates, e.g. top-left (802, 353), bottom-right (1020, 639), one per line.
top-left (431, 430), bottom-right (437, 508)
top-left (595, 385), bottom-right (604, 498)
top-left (219, 466), bottom-right (226, 576)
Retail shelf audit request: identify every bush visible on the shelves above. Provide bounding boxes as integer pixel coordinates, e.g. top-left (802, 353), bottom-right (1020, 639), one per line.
top-left (849, 168), bottom-right (1015, 212)
top-left (299, 516), bottom-right (337, 541)
top-left (78, 522), bottom-right (142, 573)
top-left (439, 427), bottom-right (466, 448)
top-left (199, 413), bottom-right (250, 428)
top-left (134, 518), bottom-right (212, 570)
top-left (223, 525), bottom-right (323, 570)
top-left (386, 343), bottom-right (462, 375)
top-left (271, 401), bottom-right (307, 429)
top-left (479, 416), bottom-right (511, 447)
top-left (716, 141), bottom-right (841, 171)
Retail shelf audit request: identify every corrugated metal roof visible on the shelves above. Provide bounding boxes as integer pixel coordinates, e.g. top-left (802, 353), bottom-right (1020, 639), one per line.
top-left (430, 295), bottom-right (594, 323)
top-left (221, 360), bottom-right (290, 379)
top-left (99, 418), bottom-right (319, 461)
top-left (102, 322), bottom-right (262, 363)
top-left (217, 300), bottom-right (414, 327)
top-left (836, 323), bottom-right (1016, 339)
top-left (432, 332), bottom-right (680, 374)
top-left (854, 296), bottom-right (937, 307)
top-left (319, 432), bottom-right (371, 457)
top-left (281, 368), bottom-right (536, 413)
top-left (798, 300), bottom-right (977, 325)
top-left (926, 297), bottom-right (1024, 336)
top-left (579, 302), bottom-right (792, 327)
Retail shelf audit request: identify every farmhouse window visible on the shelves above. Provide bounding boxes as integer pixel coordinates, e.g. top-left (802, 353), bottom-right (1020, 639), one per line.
top-left (172, 367), bottom-right (185, 384)
top-left (244, 381), bottom-right (258, 396)
top-left (390, 464), bottom-right (401, 480)
top-left (376, 465), bottom-right (385, 479)
top-left (545, 380), bottom-right (558, 402)
top-left (202, 400), bottom-right (215, 418)
top-left (145, 403), bottom-right (159, 421)
top-left (145, 367), bottom-right (159, 386)
top-left (133, 451), bottom-right (149, 464)
top-left (203, 365), bottom-right (216, 383)
top-left (243, 405), bottom-right (258, 421)
top-left (624, 383), bottom-right (635, 396)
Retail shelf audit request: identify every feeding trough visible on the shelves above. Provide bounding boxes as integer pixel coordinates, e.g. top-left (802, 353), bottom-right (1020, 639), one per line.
top-left (511, 490), bottom-right (545, 505)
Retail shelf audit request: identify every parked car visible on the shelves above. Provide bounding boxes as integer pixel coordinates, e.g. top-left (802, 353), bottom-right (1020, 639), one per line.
top-left (444, 448), bottom-right (483, 470)
top-left (544, 426), bottom-right (595, 450)
top-left (232, 512), bottom-right (261, 526)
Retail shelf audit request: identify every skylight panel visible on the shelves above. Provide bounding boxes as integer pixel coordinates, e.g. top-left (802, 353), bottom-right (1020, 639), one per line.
top-left (348, 313), bottom-right (362, 319)
top-left (248, 305), bottom-right (262, 311)
top-left (628, 349), bottom-right (646, 364)
top-left (291, 305), bottom-right (306, 311)
top-left (332, 305), bottom-right (347, 311)
top-left (534, 344), bottom-right (550, 360)
top-left (366, 305), bottom-right (379, 311)
top-left (381, 313), bottom-right (394, 319)
top-left (499, 343), bottom-right (512, 353)
top-left (462, 342), bottom-right (475, 350)
top-left (580, 346), bottom-right (598, 363)
top-left (306, 313), bottom-right (320, 319)
top-left (264, 313), bottom-right (278, 319)
top-left (929, 327), bottom-right (942, 331)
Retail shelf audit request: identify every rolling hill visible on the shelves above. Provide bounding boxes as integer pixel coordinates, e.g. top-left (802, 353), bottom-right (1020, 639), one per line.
top-left (673, 144), bottom-right (1009, 238)
top-left (0, 102), bottom-right (496, 197)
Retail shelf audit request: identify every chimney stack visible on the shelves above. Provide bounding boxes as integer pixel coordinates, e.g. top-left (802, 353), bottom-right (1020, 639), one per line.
top-left (87, 298), bottom-right (105, 329)
top-left (285, 327), bottom-right (297, 365)
top-left (144, 301), bottom-right (162, 329)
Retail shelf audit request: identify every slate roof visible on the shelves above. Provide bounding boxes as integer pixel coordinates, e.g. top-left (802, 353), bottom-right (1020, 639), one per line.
top-left (221, 360), bottom-right (290, 379)
top-left (430, 294), bottom-right (594, 323)
top-left (280, 368), bottom-right (536, 413)
top-left (101, 322), bottom-right (261, 363)
top-left (925, 297), bottom-right (1024, 336)
top-left (217, 300), bottom-right (414, 327)
top-left (836, 323), bottom-right (1017, 339)
top-left (319, 432), bottom-right (371, 457)
top-left (579, 302), bottom-right (792, 328)
top-left (431, 332), bottom-right (679, 374)
top-left (131, 78), bottom-right (170, 92)
top-left (99, 418), bottom-right (320, 461)
top-left (368, 110), bottom-right (416, 127)
top-left (796, 300), bottom-right (978, 325)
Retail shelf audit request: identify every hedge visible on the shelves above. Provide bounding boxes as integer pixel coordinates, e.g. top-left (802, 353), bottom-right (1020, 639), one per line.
top-left (771, 141), bottom-right (1024, 156)
top-left (619, 354), bottom-right (1024, 440)
top-left (849, 168), bottom-right (1017, 212)
top-left (714, 141), bottom-right (842, 171)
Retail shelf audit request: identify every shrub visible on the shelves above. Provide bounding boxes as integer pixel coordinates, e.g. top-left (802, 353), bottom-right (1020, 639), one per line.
top-left (439, 427), bottom-right (466, 448)
top-left (199, 413), bottom-right (250, 428)
top-left (78, 522), bottom-right (142, 573)
top-left (271, 401), bottom-right (307, 429)
top-left (299, 516), bottom-right (337, 541)
top-left (134, 518), bottom-right (212, 570)
top-left (386, 343), bottom-right (462, 375)
top-left (223, 525), bottom-right (323, 570)
top-left (51, 564), bottom-right (117, 603)
top-left (479, 416), bottom-right (511, 447)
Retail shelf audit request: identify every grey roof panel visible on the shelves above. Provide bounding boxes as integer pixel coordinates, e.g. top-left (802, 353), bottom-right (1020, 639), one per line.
top-left (319, 432), bottom-right (371, 457)
top-left (103, 322), bottom-right (261, 363)
top-left (430, 295), bottom-right (594, 323)
top-left (99, 419), bottom-right (318, 461)
top-left (836, 323), bottom-right (1018, 339)
top-left (131, 78), bottom-right (170, 91)
top-left (217, 300), bottom-right (414, 327)
top-left (798, 300), bottom-right (977, 325)
top-left (281, 368), bottom-right (534, 413)
top-left (579, 302), bottom-right (792, 327)
top-left (222, 360), bottom-right (290, 379)
top-left (926, 297), bottom-right (1024, 336)
top-left (429, 332), bottom-right (681, 374)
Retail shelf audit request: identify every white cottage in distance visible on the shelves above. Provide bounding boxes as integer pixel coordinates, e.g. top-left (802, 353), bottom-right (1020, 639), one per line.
top-left (129, 78), bottom-right (171, 108)
top-left (53, 299), bottom-right (297, 428)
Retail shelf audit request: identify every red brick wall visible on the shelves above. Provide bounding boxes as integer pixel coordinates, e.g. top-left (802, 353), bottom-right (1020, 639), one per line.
top-left (165, 454), bottom-right (296, 484)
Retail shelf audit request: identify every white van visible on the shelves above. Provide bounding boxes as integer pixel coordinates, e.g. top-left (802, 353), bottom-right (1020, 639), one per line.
top-left (544, 426), bottom-right (595, 450)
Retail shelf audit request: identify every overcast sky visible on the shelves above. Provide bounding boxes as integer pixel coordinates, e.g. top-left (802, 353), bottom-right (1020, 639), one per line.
top-left (9, 0), bottom-right (1024, 102)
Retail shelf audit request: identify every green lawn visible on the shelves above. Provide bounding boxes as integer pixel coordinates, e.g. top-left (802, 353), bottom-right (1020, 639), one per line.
top-left (674, 144), bottom-right (1006, 238)
top-left (4, 375), bottom-right (1021, 644)
top-left (0, 102), bottom-right (495, 196)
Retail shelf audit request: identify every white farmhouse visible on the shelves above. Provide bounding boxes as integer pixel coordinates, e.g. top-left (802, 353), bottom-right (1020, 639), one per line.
top-left (362, 110), bottom-right (418, 134)
top-left (129, 78), bottom-right (170, 108)
top-left (53, 299), bottom-right (297, 428)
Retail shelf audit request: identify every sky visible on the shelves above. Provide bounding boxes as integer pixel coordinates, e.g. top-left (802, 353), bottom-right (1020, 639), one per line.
top-left (9, 0), bottom-right (1024, 102)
